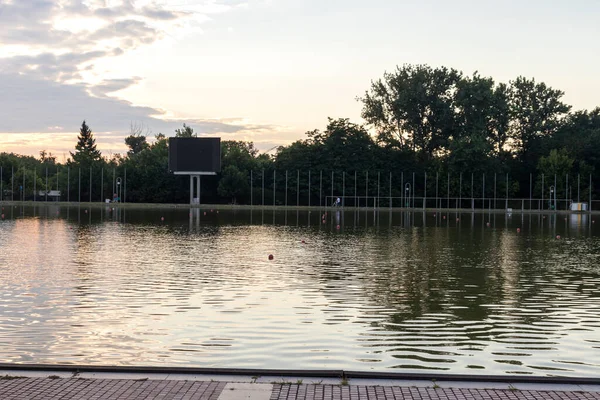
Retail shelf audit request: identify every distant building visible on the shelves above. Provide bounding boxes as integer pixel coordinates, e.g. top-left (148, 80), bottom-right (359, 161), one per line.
top-left (38, 190), bottom-right (61, 201)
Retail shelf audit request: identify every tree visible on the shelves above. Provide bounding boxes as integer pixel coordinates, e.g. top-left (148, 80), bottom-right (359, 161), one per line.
top-left (217, 165), bottom-right (249, 203)
top-left (125, 122), bottom-right (150, 155)
top-left (509, 77), bottom-right (571, 162)
top-left (39, 150), bottom-right (56, 165)
top-left (175, 123), bottom-right (196, 138)
top-left (360, 64), bottom-right (461, 160)
top-left (70, 120), bottom-right (102, 166)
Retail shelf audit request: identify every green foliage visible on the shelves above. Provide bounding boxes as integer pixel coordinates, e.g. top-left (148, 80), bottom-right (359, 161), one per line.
top-left (217, 165), bottom-right (249, 203)
top-left (125, 134), bottom-right (149, 155)
top-left (537, 149), bottom-right (574, 178)
top-left (70, 120), bottom-right (102, 167)
top-left (174, 123), bottom-right (196, 138)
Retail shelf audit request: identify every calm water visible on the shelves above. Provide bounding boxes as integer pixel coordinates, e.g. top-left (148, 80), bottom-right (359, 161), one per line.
top-left (0, 205), bottom-right (599, 377)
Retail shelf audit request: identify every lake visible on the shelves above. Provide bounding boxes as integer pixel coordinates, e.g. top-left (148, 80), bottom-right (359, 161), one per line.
top-left (0, 204), bottom-right (599, 377)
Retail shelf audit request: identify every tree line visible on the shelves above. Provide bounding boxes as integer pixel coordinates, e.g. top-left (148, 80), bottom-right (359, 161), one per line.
top-left (1, 64), bottom-right (599, 205)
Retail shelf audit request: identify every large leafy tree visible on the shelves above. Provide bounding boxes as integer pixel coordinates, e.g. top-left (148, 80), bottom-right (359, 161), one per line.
top-left (360, 64), bottom-right (461, 160)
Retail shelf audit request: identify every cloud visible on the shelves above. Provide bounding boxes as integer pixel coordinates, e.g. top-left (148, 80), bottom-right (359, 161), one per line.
top-left (0, 1), bottom-right (297, 156)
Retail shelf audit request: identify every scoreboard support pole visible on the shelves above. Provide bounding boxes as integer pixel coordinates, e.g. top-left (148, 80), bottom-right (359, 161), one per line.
top-left (190, 175), bottom-right (201, 205)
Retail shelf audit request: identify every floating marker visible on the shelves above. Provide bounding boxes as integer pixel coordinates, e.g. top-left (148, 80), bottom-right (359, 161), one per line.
top-left (456, 218), bottom-right (460, 222)
top-left (517, 228), bottom-right (521, 233)
top-left (486, 222), bottom-right (490, 227)
top-left (268, 254), bottom-right (274, 260)
top-left (336, 225), bottom-right (340, 230)
top-left (203, 212), bottom-right (206, 216)
top-left (161, 217), bottom-right (164, 221)
top-left (443, 215), bottom-right (446, 220)
top-left (301, 240), bottom-right (305, 244)
top-left (556, 235), bottom-right (561, 240)
top-left (1, 214), bottom-right (4, 219)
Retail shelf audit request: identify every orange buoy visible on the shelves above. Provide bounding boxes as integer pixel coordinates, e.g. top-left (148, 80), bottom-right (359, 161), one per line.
top-left (301, 240), bottom-right (305, 244)
top-left (268, 254), bottom-right (274, 260)
top-left (1, 214), bottom-right (4, 219)
top-left (556, 235), bottom-right (561, 240)
top-left (336, 225), bottom-right (340, 230)
top-left (517, 228), bottom-right (521, 233)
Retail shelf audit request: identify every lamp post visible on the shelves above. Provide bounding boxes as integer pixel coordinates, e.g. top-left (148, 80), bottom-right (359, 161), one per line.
top-left (549, 186), bottom-right (555, 210)
top-left (405, 183), bottom-right (411, 208)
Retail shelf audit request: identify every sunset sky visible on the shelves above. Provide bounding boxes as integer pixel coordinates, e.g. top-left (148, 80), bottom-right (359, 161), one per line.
top-left (1, 0), bottom-right (599, 160)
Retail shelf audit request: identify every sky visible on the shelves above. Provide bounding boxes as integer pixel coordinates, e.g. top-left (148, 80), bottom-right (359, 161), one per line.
top-left (1, 0), bottom-right (599, 160)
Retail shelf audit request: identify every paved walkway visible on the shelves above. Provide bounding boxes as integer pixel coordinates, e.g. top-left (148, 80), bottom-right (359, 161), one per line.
top-left (0, 371), bottom-right (599, 400)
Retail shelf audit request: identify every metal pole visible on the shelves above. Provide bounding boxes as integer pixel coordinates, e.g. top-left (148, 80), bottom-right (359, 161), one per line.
top-left (124, 167), bottom-right (127, 203)
top-left (78, 168), bottom-right (81, 203)
top-left (435, 172), bottom-right (438, 209)
top-left (57, 167), bottom-right (59, 199)
top-left (471, 173), bottom-right (474, 210)
top-left (112, 168), bottom-right (115, 202)
top-left (389, 172), bottom-right (392, 210)
top-left (447, 172), bottom-right (450, 209)
top-left (542, 174), bottom-right (544, 210)
top-left (262, 169), bottom-right (265, 206)
top-left (377, 171), bottom-right (380, 209)
top-left (22, 167), bottom-right (25, 202)
top-left (101, 168), bottom-right (104, 202)
top-left (342, 171), bottom-right (345, 207)
top-left (423, 172), bottom-right (427, 210)
top-left (67, 167), bottom-right (70, 202)
top-left (11, 166), bottom-right (14, 201)
top-left (482, 174), bottom-right (485, 211)
top-left (197, 176), bottom-right (200, 204)
top-left (319, 170), bottom-right (322, 207)
top-left (190, 175), bottom-right (193, 204)
top-left (45, 167), bottom-right (48, 202)
top-left (366, 171), bottom-right (369, 208)
top-left (285, 170), bottom-right (288, 207)
top-left (459, 172), bottom-right (462, 210)
top-left (355, 171), bottom-right (357, 207)
top-left (400, 172), bottom-right (403, 209)
top-left (330, 171), bottom-right (334, 206)
top-left (89, 166), bottom-right (92, 203)
top-left (250, 170), bottom-right (253, 206)
top-left (34, 168), bottom-right (36, 202)
top-left (0, 167), bottom-right (2, 202)
top-left (590, 174), bottom-right (593, 212)
top-left (274, 170), bottom-right (276, 206)
top-left (506, 173), bottom-right (508, 210)
top-left (297, 170), bottom-right (300, 207)
top-left (566, 174), bottom-right (568, 210)
top-left (308, 170), bottom-right (310, 207)
top-left (555, 174), bottom-right (557, 210)
top-left (578, 174), bottom-right (580, 203)
top-left (389, 172), bottom-right (392, 209)
top-left (412, 172), bottom-right (415, 209)
top-left (530, 173), bottom-right (532, 210)
top-left (494, 173), bottom-right (497, 210)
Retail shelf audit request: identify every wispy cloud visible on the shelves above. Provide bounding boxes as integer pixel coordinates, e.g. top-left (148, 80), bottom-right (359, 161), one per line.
top-left (0, 0), bottom-right (288, 156)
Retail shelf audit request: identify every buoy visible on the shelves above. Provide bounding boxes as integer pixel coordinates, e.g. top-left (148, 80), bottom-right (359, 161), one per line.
top-left (322, 219), bottom-right (326, 224)
top-left (456, 218), bottom-right (459, 222)
top-left (486, 222), bottom-right (490, 227)
top-left (336, 225), bottom-right (340, 230)
top-left (203, 212), bottom-right (206, 216)
top-left (1, 214), bottom-right (4, 219)
top-left (268, 254), bottom-right (274, 260)
top-left (301, 240), bottom-right (305, 244)
top-left (161, 217), bottom-right (164, 221)
top-left (84, 210), bottom-right (88, 214)
top-left (517, 228), bottom-right (521, 233)
top-left (556, 235), bottom-right (561, 240)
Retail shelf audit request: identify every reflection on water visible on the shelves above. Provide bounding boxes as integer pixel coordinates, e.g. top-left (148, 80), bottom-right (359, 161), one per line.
top-left (0, 205), bottom-right (599, 376)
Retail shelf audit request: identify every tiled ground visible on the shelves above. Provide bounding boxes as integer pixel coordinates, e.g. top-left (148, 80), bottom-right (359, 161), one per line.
top-left (1, 377), bottom-right (600, 400)
top-left (270, 384), bottom-right (600, 400)
top-left (0, 377), bottom-right (226, 400)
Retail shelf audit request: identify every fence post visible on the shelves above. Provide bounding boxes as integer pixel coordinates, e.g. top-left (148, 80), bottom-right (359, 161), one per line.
top-left (459, 172), bottom-right (462, 210)
top-left (471, 173), bottom-right (474, 210)
top-left (366, 171), bottom-right (369, 208)
top-left (342, 171), bottom-right (345, 208)
top-left (389, 172), bottom-right (392, 209)
top-left (330, 171), bottom-right (334, 207)
top-left (494, 173), bottom-right (497, 210)
top-left (250, 170), bottom-right (253, 206)
top-left (542, 174), bottom-right (544, 210)
top-left (297, 170), bottom-right (300, 207)
top-left (354, 171), bottom-right (358, 208)
top-left (423, 172), bottom-right (427, 210)
top-left (262, 169), bottom-right (265, 206)
top-left (400, 172), bottom-right (403, 209)
top-left (67, 167), bottom-right (70, 202)
top-left (78, 168), bottom-right (81, 203)
top-left (377, 171), bottom-right (380, 209)
top-left (285, 170), bottom-right (287, 207)
top-left (590, 174), bottom-right (592, 212)
top-left (89, 166), bottom-right (92, 203)
top-left (124, 167), bottom-right (127, 203)
top-left (530, 173), bottom-right (532, 210)
top-left (436, 172), bottom-right (439, 209)
top-left (307, 170), bottom-right (310, 207)
top-left (447, 172), bottom-right (450, 209)
top-left (274, 170), bottom-right (276, 206)
top-left (46, 167), bottom-right (48, 202)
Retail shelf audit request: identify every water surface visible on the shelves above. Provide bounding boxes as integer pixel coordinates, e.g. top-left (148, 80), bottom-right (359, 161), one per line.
top-left (0, 205), bottom-right (599, 377)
